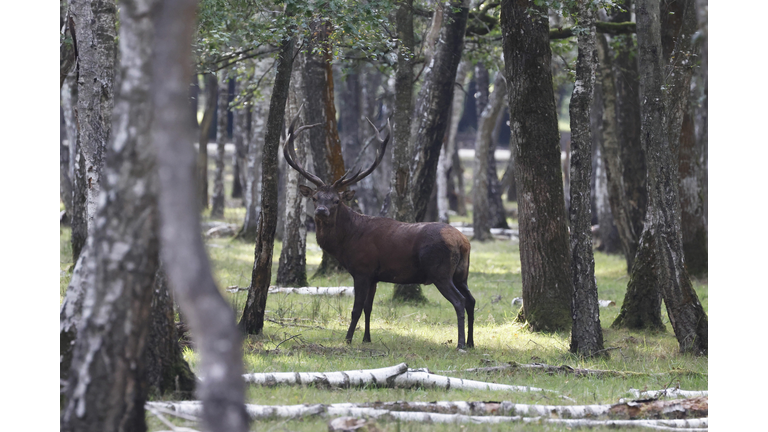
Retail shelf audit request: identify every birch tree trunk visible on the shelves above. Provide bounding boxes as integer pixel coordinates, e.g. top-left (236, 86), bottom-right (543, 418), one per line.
top-left (240, 31), bottom-right (296, 335)
top-left (69, 0), bottom-right (116, 239)
top-left (437, 61), bottom-right (469, 224)
top-left (211, 69), bottom-right (229, 218)
top-left (151, 0), bottom-right (249, 429)
top-left (277, 64), bottom-right (309, 288)
top-left (409, 0), bottom-right (469, 223)
top-left (502, 0), bottom-right (573, 331)
top-left (238, 63), bottom-right (271, 241)
top-left (568, 1), bottom-right (604, 357)
top-left (61, 2), bottom-right (159, 429)
top-left (634, 0), bottom-right (707, 354)
top-left (472, 72), bottom-right (507, 242)
top-left (197, 72), bottom-right (217, 210)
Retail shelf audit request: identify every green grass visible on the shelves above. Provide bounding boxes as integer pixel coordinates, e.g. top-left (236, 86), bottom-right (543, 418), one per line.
top-left (61, 160), bottom-right (707, 430)
top-left (61, 211), bottom-right (708, 431)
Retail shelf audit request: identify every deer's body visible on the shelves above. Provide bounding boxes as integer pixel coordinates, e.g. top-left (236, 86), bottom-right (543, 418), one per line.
top-left (284, 112), bottom-right (475, 349)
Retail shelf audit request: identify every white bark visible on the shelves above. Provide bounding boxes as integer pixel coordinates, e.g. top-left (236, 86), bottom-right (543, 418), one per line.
top-left (242, 363), bottom-right (408, 387)
top-left (240, 363), bottom-right (567, 398)
top-left (268, 286), bottom-right (354, 296)
top-left (628, 388), bottom-right (708, 399)
top-left (148, 401), bottom-right (708, 429)
top-left (392, 370), bottom-right (558, 396)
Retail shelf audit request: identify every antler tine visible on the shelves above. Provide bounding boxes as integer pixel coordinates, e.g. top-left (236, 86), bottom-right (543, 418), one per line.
top-left (336, 117), bottom-right (391, 189)
top-left (283, 104), bottom-right (324, 187)
top-left (332, 166), bottom-right (363, 189)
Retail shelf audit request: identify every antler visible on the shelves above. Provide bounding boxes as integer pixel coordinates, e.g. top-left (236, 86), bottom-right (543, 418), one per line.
top-left (283, 103), bottom-right (324, 187)
top-left (332, 117), bottom-right (391, 190)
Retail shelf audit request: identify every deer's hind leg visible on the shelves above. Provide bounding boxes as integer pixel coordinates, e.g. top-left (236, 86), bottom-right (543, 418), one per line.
top-left (433, 278), bottom-right (468, 349)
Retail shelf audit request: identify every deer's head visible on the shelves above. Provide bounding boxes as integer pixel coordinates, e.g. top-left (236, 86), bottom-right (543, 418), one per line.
top-left (284, 108), bottom-right (391, 222)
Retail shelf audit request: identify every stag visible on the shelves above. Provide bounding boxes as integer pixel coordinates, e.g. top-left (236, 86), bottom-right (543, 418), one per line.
top-left (283, 111), bottom-right (475, 349)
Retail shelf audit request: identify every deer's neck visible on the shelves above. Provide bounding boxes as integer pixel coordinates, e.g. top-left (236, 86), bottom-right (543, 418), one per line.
top-left (315, 204), bottom-right (359, 257)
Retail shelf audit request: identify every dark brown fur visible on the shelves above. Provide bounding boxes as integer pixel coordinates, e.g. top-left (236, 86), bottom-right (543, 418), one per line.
top-left (284, 112), bottom-right (474, 349)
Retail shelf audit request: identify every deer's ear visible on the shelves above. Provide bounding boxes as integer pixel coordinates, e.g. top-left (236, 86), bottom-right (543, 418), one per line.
top-left (299, 185), bottom-right (314, 197)
top-left (341, 190), bottom-right (356, 201)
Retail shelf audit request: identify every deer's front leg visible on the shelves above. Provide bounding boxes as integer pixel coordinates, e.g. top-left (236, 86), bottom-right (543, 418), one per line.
top-left (362, 282), bottom-right (378, 343)
top-left (345, 282), bottom-right (368, 344)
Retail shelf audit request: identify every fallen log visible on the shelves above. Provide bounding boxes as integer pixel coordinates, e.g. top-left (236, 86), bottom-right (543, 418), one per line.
top-left (147, 400), bottom-right (708, 429)
top-left (240, 363), bottom-right (568, 398)
top-left (267, 286), bottom-right (354, 296)
top-left (628, 388), bottom-right (708, 399)
top-left (242, 363), bottom-right (408, 388)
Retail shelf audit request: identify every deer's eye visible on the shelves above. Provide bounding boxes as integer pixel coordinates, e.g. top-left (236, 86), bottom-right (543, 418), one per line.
top-left (333, 198), bottom-right (339, 204)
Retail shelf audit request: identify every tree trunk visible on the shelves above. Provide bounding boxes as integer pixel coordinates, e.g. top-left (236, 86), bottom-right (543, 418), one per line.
top-left (240, 32), bottom-right (296, 335)
top-left (198, 72), bottom-right (217, 210)
top-left (568, 2), bottom-right (604, 357)
top-left (146, 266), bottom-right (196, 398)
top-left (389, 0), bottom-right (415, 224)
top-left (211, 69), bottom-right (229, 218)
top-left (437, 61), bottom-right (469, 224)
top-left (60, 104), bottom-right (73, 221)
top-left (151, 0), bottom-right (249, 429)
top-left (277, 65), bottom-right (309, 288)
top-left (595, 34), bottom-right (635, 259)
top-left (361, 65), bottom-right (389, 213)
top-left (301, 23), bottom-right (349, 278)
top-left (613, 0), bottom-right (647, 272)
top-left (387, 0), bottom-right (426, 301)
top-left (487, 108), bottom-right (509, 230)
top-left (591, 47), bottom-right (621, 254)
top-left (70, 0), bottom-right (117, 241)
top-left (678, 107), bottom-right (707, 276)
top-left (472, 72), bottom-right (506, 242)
top-left (694, 0), bottom-right (707, 228)
top-left (61, 2), bottom-right (158, 429)
top-left (409, 0), bottom-right (469, 223)
top-left (633, 0), bottom-right (707, 354)
top-left (502, 0), bottom-right (573, 331)
top-left (62, 76), bottom-right (84, 248)
top-left (60, 0), bottom-right (76, 88)
top-left (238, 63), bottom-right (270, 241)
top-left (231, 93), bottom-right (245, 200)
top-left (661, 0), bottom-right (707, 277)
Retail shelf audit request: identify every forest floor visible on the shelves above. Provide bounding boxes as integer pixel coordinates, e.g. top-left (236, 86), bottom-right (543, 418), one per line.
top-left (59, 203), bottom-right (708, 431)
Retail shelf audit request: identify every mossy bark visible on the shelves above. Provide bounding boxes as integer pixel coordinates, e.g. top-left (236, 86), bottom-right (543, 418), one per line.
top-left (502, 0), bottom-right (573, 332)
